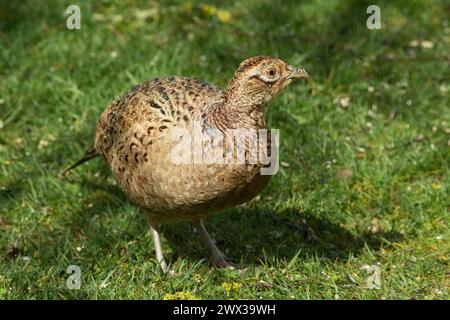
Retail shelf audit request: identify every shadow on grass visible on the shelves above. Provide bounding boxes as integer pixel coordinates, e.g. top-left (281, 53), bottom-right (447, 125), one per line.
top-left (161, 208), bottom-right (404, 266)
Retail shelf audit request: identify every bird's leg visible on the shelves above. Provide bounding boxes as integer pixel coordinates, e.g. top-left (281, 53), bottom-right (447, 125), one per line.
top-left (150, 226), bottom-right (169, 273)
top-left (145, 212), bottom-right (172, 274)
top-left (195, 219), bottom-right (233, 268)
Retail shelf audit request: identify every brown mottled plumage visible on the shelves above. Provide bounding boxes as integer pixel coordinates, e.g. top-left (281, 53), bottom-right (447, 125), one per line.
top-left (64, 56), bottom-right (308, 271)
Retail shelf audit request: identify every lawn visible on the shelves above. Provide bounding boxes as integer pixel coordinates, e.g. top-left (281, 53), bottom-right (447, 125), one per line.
top-left (0, 0), bottom-right (449, 299)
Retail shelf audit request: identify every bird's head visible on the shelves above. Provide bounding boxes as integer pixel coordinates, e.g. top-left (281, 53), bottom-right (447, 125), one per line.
top-left (226, 55), bottom-right (309, 107)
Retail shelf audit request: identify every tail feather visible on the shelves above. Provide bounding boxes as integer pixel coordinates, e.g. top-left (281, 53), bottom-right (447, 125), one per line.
top-left (60, 146), bottom-right (99, 176)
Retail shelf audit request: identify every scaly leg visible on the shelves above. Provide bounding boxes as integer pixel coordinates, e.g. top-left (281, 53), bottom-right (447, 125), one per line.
top-left (195, 219), bottom-right (233, 268)
top-left (150, 226), bottom-right (170, 273)
top-left (145, 212), bottom-right (171, 274)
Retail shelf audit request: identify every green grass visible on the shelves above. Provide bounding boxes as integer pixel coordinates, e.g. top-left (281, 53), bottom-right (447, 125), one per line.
top-left (0, 0), bottom-right (449, 299)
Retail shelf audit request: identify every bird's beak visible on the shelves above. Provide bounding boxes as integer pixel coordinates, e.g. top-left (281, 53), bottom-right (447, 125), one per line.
top-left (287, 66), bottom-right (309, 80)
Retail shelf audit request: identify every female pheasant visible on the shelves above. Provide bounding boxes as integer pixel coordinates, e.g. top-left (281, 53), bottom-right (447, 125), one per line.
top-left (63, 56), bottom-right (308, 272)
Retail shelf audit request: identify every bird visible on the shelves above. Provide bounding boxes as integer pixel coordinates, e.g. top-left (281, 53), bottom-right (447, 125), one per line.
top-left (62, 56), bottom-right (309, 272)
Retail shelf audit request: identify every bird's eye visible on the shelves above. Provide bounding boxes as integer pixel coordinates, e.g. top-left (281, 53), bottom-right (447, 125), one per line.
top-left (253, 67), bottom-right (280, 83)
top-left (267, 68), bottom-right (277, 78)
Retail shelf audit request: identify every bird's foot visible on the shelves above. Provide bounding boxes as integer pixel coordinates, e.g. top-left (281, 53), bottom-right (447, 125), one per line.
top-left (159, 261), bottom-right (175, 276)
top-left (211, 255), bottom-right (235, 269)
top-left (158, 260), bottom-right (175, 276)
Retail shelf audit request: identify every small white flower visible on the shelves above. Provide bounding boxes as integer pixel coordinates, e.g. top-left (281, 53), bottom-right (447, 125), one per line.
top-left (420, 40), bottom-right (434, 49)
top-left (38, 139), bottom-right (49, 149)
top-left (356, 147), bottom-right (366, 153)
top-left (336, 96), bottom-right (350, 108)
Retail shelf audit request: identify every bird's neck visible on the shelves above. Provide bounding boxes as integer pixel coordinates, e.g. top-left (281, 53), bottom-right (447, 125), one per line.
top-left (204, 89), bottom-right (267, 131)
